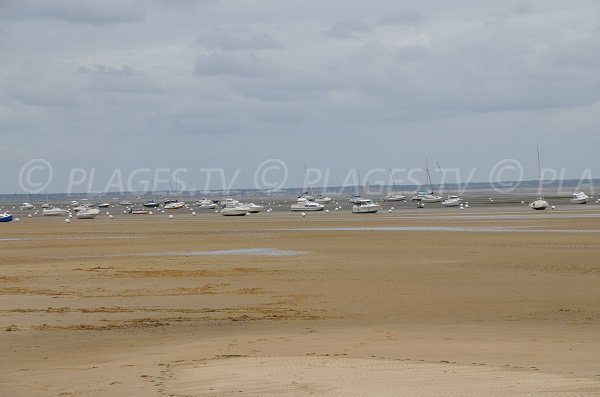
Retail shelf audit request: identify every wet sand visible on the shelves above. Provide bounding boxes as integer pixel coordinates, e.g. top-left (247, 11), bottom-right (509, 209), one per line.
top-left (1, 205), bottom-right (600, 396)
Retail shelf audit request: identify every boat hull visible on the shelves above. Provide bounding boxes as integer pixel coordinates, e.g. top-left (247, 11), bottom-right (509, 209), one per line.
top-left (290, 205), bottom-right (324, 212)
top-left (221, 208), bottom-right (249, 216)
top-left (352, 205), bottom-right (380, 214)
top-left (0, 214), bottom-right (13, 222)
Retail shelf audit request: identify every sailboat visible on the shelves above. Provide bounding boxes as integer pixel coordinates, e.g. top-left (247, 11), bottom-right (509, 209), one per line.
top-left (530, 145), bottom-right (549, 210)
top-left (437, 162), bottom-right (463, 207)
top-left (383, 169), bottom-right (405, 201)
top-left (411, 159), bottom-right (443, 203)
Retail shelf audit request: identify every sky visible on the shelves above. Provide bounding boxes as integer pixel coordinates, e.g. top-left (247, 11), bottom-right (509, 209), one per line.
top-left (1, 0), bottom-right (599, 193)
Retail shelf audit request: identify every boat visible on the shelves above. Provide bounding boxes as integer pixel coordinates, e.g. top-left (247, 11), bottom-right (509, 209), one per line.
top-left (41, 203), bottom-right (50, 209)
top-left (20, 202), bottom-right (34, 210)
top-left (352, 199), bottom-right (380, 214)
top-left (291, 197), bottom-right (324, 212)
top-left (412, 159), bottom-right (443, 203)
top-left (76, 208), bottom-right (100, 219)
top-left (530, 145), bottom-right (549, 211)
top-left (196, 198), bottom-right (217, 209)
top-left (72, 204), bottom-right (91, 212)
top-left (164, 201), bottom-right (185, 210)
top-left (315, 195), bottom-right (332, 204)
top-left (437, 162), bottom-right (463, 207)
top-left (43, 207), bottom-right (69, 216)
top-left (96, 202), bottom-right (110, 208)
top-left (570, 192), bottom-right (588, 204)
top-left (383, 169), bottom-right (406, 201)
top-left (0, 213), bottom-right (13, 222)
top-left (129, 209), bottom-right (151, 215)
top-left (143, 200), bottom-right (160, 208)
top-left (348, 194), bottom-right (363, 204)
top-left (442, 195), bottom-right (462, 207)
top-left (120, 201), bottom-right (133, 206)
top-left (221, 201), bottom-right (250, 216)
top-left (245, 203), bottom-right (264, 213)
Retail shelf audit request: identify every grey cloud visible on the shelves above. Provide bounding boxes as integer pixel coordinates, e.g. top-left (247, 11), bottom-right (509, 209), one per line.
top-left (193, 52), bottom-right (282, 77)
top-left (377, 11), bottom-right (427, 26)
top-left (1, 0), bottom-right (145, 24)
top-left (323, 20), bottom-right (373, 39)
top-left (78, 65), bottom-right (163, 94)
top-left (196, 28), bottom-right (283, 51)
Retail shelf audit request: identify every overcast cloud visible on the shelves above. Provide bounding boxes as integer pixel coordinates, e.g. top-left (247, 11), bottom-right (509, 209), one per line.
top-left (1, 0), bottom-right (599, 193)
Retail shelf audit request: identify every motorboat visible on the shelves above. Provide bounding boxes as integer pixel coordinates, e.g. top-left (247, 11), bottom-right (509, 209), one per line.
top-left (20, 202), bottom-right (34, 210)
top-left (348, 195), bottom-right (363, 204)
top-left (245, 203), bottom-right (264, 213)
top-left (442, 195), bottom-right (463, 207)
top-left (129, 209), bottom-right (151, 215)
top-left (196, 198), bottom-right (217, 209)
top-left (383, 193), bottom-right (406, 202)
top-left (43, 207), bottom-right (69, 216)
top-left (530, 199), bottom-right (549, 210)
top-left (291, 197), bottom-right (324, 212)
top-left (120, 200), bottom-right (133, 206)
top-left (41, 203), bottom-right (50, 209)
top-left (143, 200), bottom-right (160, 208)
top-left (164, 198), bottom-right (178, 205)
top-left (0, 213), bottom-right (13, 222)
top-left (76, 208), bottom-right (100, 219)
top-left (96, 202), bottom-right (110, 208)
top-left (352, 199), bottom-right (380, 214)
top-left (570, 192), bottom-right (588, 204)
top-left (221, 201), bottom-right (250, 216)
top-left (72, 204), bottom-right (91, 212)
top-left (315, 195), bottom-right (332, 204)
top-left (164, 201), bottom-right (185, 210)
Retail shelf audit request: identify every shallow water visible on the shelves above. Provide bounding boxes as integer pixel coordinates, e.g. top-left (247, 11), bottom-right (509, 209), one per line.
top-left (146, 248), bottom-right (305, 257)
top-left (283, 226), bottom-right (600, 233)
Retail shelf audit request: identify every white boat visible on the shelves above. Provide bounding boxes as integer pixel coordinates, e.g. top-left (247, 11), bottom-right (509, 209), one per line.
top-left (164, 201), bottom-right (185, 210)
top-left (43, 207), bottom-right (69, 216)
top-left (412, 192), bottom-right (444, 203)
top-left (73, 205), bottom-right (91, 212)
top-left (530, 145), bottom-right (549, 211)
top-left (96, 202), bottom-right (110, 208)
top-left (129, 209), bottom-right (151, 215)
top-left (41, 203), bottom-right (50, 209)
top-left (383, 193), bottom-right (406, 202)
top-left (412, 159), bottom-right (443, 203)
top-left (315, 195), bottom-right (332, 204)
top-left (570, 192), bottom-right (588, 204)
top-left (20, 202), bottom-right (34, 210)
top-left (76, 208), bottom-right (100, 219)
top-left (220, 201), bottom-right (250, 216)
top-left (196, 198), bottom-right (217, 209)
top-left (120, 201), bottom-right (133, 206)
top-left (383, 169), bottom-right (406, 201)
top-left (352, 199), bottom-right (380, 214)
top-left (245, 203), bottom-right (264, 213)
top-left (348, 195), bottom-right (363, 204)
top-left (291, 197), bottom-right (324, 212)
top-left (0, 213), bottom-right (13, 222)
top-left (442, 195), bottom-right (462, 207)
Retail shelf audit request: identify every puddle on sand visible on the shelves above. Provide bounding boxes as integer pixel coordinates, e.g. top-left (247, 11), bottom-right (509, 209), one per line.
top-left (145, 248), bottom-right (305, 257)
top-left (282, 226), bottom-right (600, 233)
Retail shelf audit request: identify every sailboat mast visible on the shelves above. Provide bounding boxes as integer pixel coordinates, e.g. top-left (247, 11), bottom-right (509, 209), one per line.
top-left (425, 159), bottom-right (434, 194)
top-left (389, 168), bottom-right (396, 192)
top-left (537, 145), bottom-right (543, 198)
top-left (436, 161), bottom-right (449, 194)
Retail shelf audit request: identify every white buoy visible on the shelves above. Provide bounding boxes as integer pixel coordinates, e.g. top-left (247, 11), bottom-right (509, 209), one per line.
top-left (325, 209), bottom-right (330, 213)
top-left (459, 206), bottom-right (465, 210)
top-left (521, 201), bottom-right (525, 204)
top-left (68, 214), bottom-right (73, 218)
top-left (108, 215), bottom-right (113, 219)
top-left (388, 209), bottom-right (392, 213)
top-left (161, 210), bottom-right (165, 213)
top-left (390, 207), bottom-right (395, 210)
top-left (149, 211), bottom-right (153, 215)
top-left (214, 210), bottom-right (219, 213)
top-left (64, 218), bottom-right (70, 224)
top-left (15, 218), bottom-right (20, 222)
top-left (551, 206), bottom-right (556, 210)
top-left (169, 214), bottom-right (174, 219)
top-left (465, 204), bottom-right (470, 208)
top-left (335, 207), bottom-right (339, 211)
top-left (301, 212), bottom-right (306, 217)
top-left (28, 214), bottom-right (32, 218)
top-left (191, 212), bottom-right (196, 216)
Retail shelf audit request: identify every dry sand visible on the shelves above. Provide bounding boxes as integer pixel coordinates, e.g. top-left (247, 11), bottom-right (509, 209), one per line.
top-left (1, 205), bottom-right (600, 396)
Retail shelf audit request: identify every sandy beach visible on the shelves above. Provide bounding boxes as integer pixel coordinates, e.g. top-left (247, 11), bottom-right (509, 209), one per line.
top-left (1, 204), bottom-right (600, 396)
